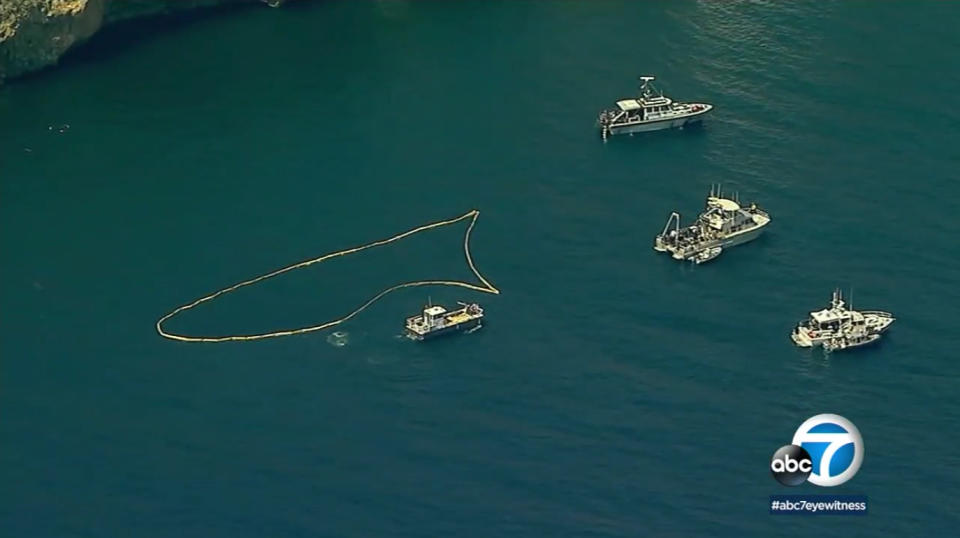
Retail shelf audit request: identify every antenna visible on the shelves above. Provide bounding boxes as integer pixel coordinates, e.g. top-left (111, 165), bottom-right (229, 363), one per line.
top-left (638, 75), bottom-right (656, 98)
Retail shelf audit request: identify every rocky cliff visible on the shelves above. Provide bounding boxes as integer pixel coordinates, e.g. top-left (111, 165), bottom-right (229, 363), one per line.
top-left (0, 0), bottom-right (287, 84)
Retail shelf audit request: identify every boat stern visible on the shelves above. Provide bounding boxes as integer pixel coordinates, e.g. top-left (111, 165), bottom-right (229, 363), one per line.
top-left (791, 325), bottom-right (814, 347)
top-left (404, 320), bottom-right (426, 341)
top-left (653, 235), bottom-right (668, 252)
top-left (405, 330), bottom-right (425, 341)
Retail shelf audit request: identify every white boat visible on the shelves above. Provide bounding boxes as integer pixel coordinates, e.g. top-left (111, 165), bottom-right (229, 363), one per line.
top-left (405, 300), bottom-right (484, 341)
top-left (691, 246), bottom-right (722, 265)
top-left (597, 76), bottom-right (712, 139)
top-left (790, 289), bottom-right (895, 348)
top-left (654, 186), bottom-right (770, 262)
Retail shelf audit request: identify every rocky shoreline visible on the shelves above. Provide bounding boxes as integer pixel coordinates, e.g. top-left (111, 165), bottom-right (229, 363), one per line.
top-left (0, 0), bottom-right (289, 84)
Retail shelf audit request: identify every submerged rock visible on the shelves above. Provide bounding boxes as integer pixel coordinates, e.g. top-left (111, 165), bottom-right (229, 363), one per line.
top-left (0, 0), bottom-right (291, 84)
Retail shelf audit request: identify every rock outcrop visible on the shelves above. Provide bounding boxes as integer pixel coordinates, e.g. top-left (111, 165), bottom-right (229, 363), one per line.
top-left (0, 0), bottom-right (287, 84)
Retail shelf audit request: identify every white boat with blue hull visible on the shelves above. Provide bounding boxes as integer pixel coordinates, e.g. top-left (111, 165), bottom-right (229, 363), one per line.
top-left (654, 187), bottom-right (770, 262)
top-left (597, 76), bottom-right (713, 139)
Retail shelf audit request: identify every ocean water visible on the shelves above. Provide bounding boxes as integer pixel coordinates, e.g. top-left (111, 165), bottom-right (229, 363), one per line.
top-left (2, 1), bottom-right (960, 536)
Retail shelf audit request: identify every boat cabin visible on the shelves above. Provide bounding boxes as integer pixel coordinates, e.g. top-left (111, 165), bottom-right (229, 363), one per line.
top-left (700, 197), bottom-right (757, 234)
top-left (809, 307), bottom-right (865, 332)
top-left (421, 305), bottom-right (447, 326)
top-left (613, 94), bottom-right (675, 122)
top-left (809, 308), bottom-right (848, 332)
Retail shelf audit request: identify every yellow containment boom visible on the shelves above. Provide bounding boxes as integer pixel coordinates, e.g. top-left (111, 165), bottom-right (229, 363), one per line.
top-left (156, 209), bottom-right (499, 343)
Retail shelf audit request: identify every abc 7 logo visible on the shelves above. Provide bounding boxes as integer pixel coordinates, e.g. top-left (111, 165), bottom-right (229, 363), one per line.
top-left (772, 413), bottom-right (864, 487)
top-left (770, 445), bottom-right (813, 486)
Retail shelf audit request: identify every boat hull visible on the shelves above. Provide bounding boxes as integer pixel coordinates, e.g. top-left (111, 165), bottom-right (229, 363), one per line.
top-left (719, 224), bottom-right (766, 249)
top-left (604, 106), bottom-right (712, 136)
top-left (824, 334), bottom-right (882, 353)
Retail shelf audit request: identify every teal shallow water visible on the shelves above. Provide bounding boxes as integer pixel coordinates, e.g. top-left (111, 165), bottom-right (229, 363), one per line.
top-left (2, 1), bottom-right (960, 536)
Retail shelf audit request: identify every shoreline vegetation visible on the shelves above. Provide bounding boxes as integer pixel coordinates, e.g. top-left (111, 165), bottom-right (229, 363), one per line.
top-left (0, 0), bottom-right (291, 85)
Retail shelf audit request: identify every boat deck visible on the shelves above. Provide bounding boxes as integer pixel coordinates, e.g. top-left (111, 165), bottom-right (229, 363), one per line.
top-left (405, 304), bottom-right (484, 338)
top-left (445, 311), bottom-right (479, 324)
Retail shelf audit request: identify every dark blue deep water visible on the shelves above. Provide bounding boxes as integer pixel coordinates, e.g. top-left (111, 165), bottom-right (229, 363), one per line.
top-left (3, 1), bottom-right (960, 536)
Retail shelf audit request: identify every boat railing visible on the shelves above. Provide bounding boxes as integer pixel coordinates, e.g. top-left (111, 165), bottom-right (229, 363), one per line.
top-left (860, 310), bottom-right (894, 318)
top-left (605, 111), bottom-right (639, 126)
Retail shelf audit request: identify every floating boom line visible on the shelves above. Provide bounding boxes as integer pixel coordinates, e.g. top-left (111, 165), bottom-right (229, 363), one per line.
top-left (156, 209), bottom-right (499, 343)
